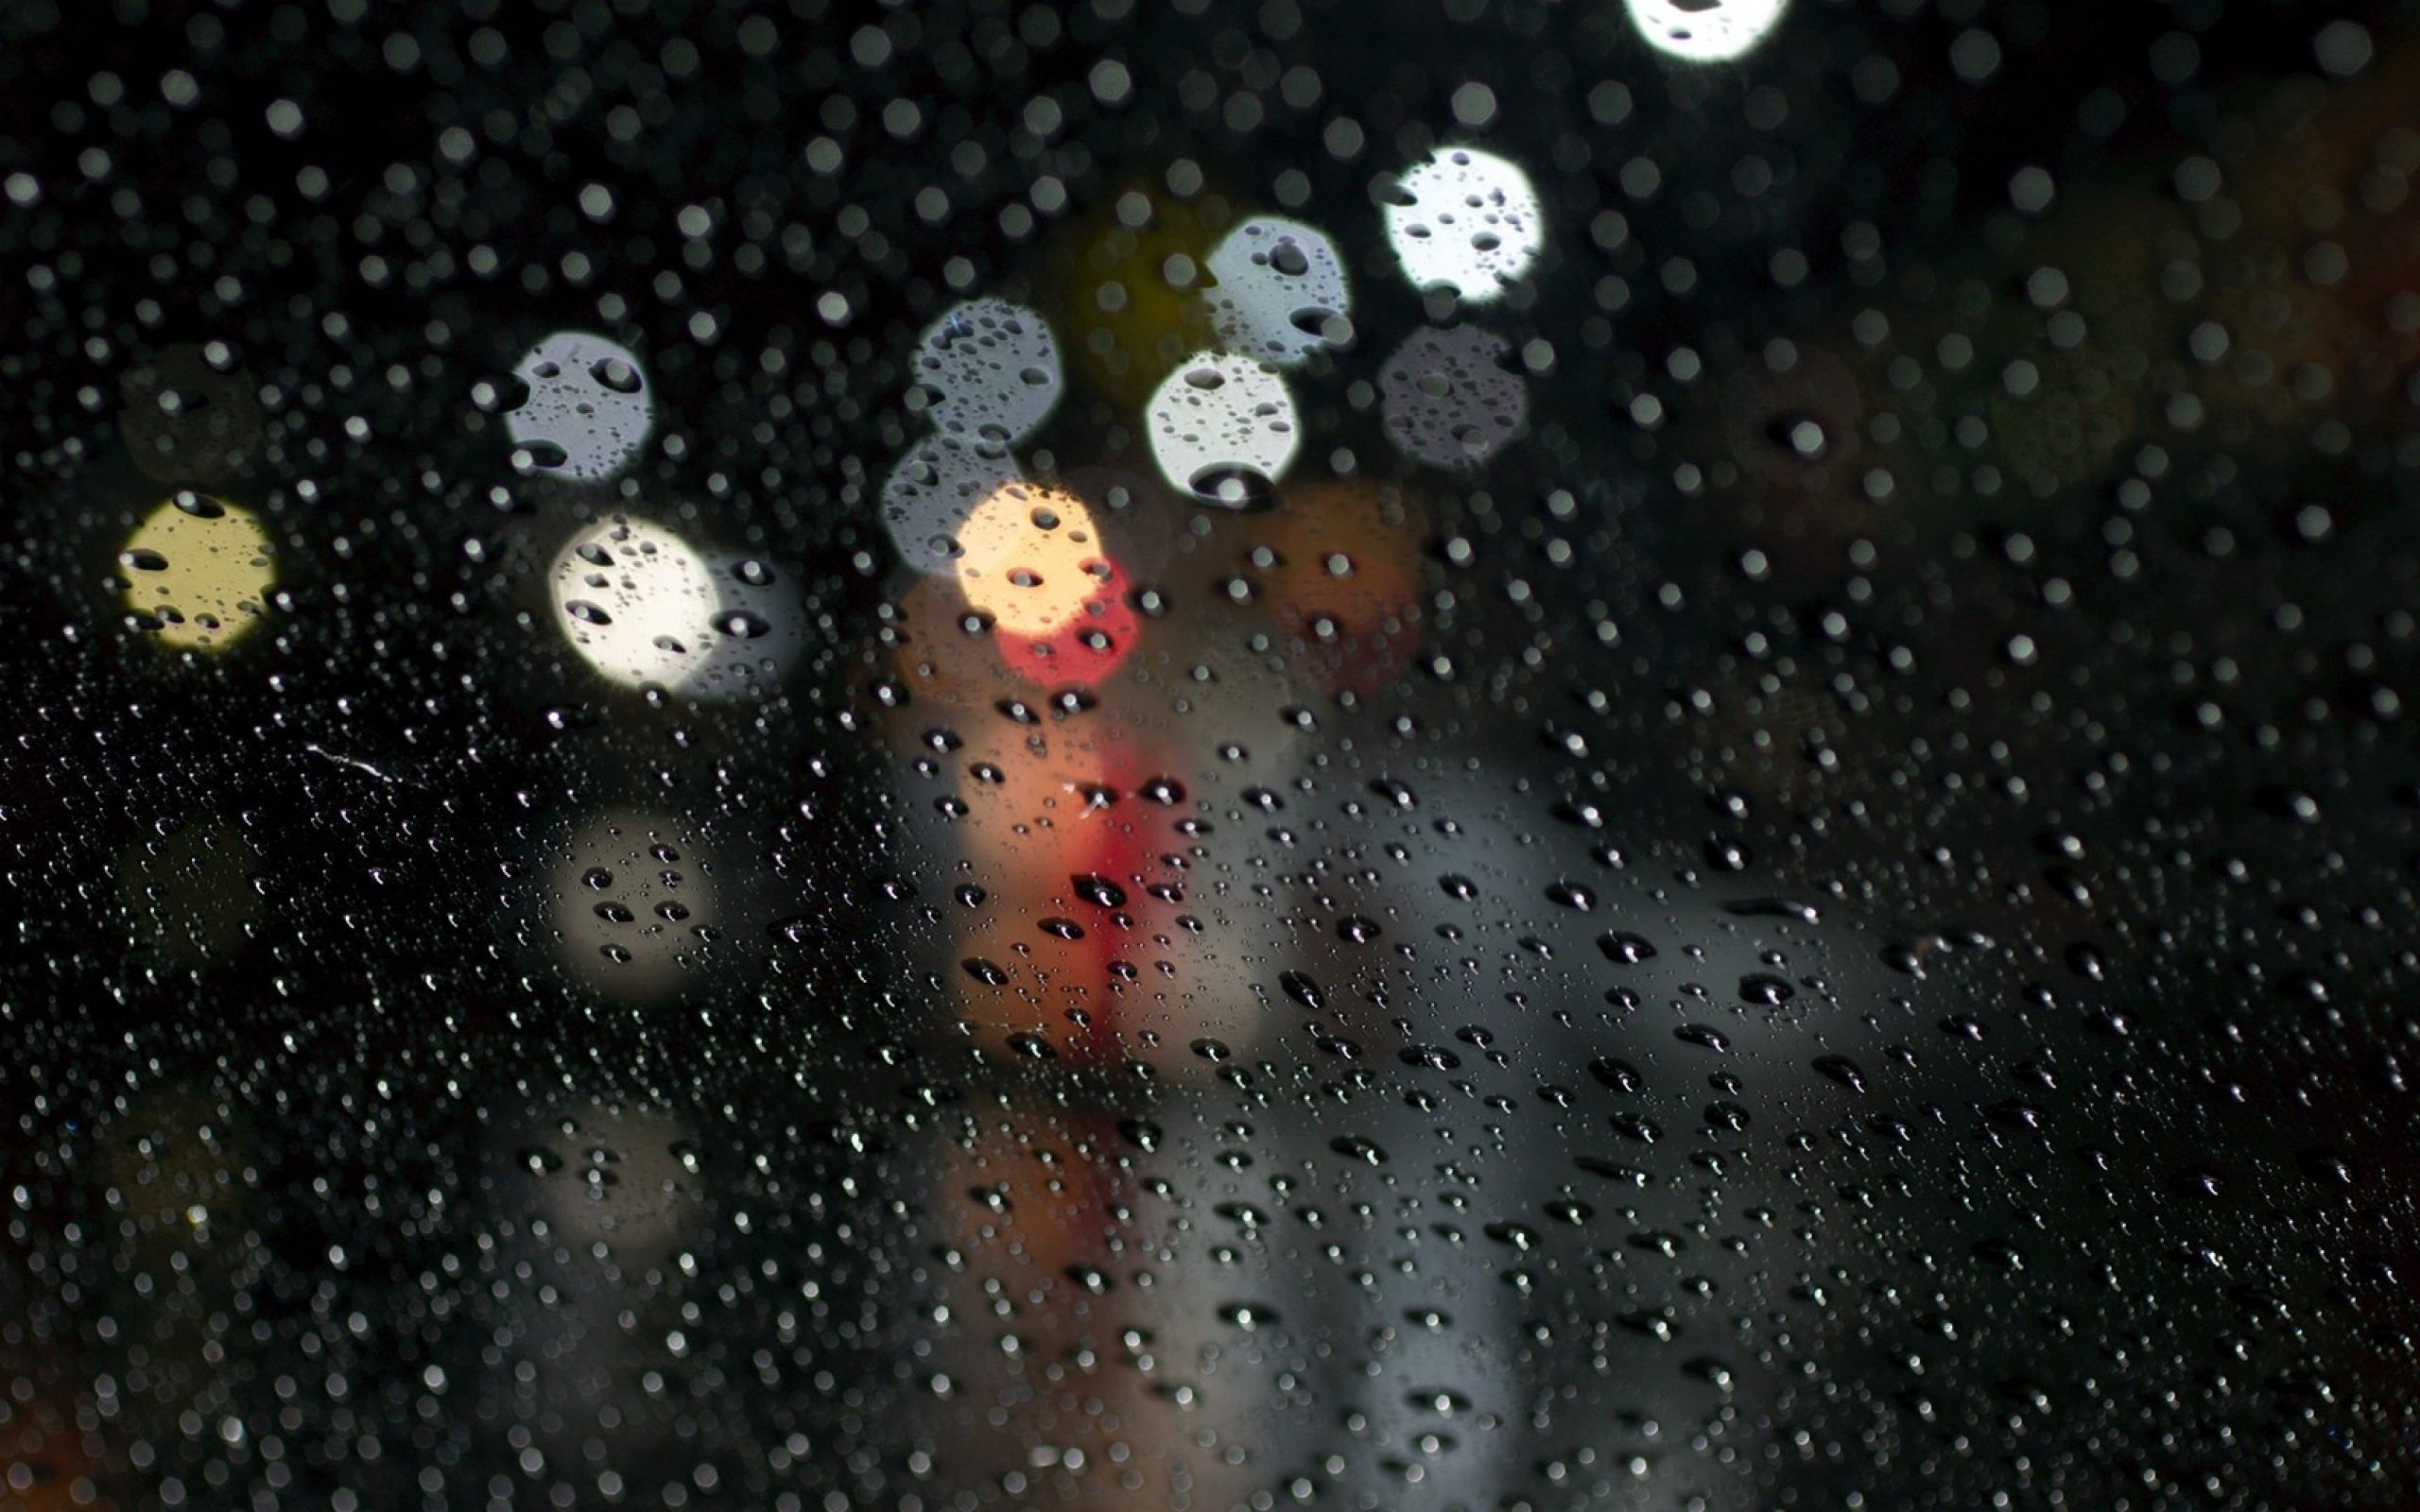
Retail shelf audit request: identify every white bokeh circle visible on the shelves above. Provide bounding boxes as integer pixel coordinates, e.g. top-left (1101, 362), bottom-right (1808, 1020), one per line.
top-left (1625, 0), bottom-right (1791, 63)
top-left (508, 332), bottom-right (656, 483)
top-left (880, 435), bottom-right (1024, 576)
top-left (1145, 352), bottom-right (1303, 507)
top-left (548, 517), bottom-right (719, 690)
top-left (1383, 147), bottom-right (1545, 302)
top-left (910, 299), bottom-right (1063, 446)
top-left (1205, 217), bottom-right (1351, 368)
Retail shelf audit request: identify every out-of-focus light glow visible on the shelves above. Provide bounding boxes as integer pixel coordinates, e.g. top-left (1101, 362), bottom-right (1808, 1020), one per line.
top-left (1124, 622), bottom-right (1311, 770)
top-left (880, 435), bottom-right (1023, 576)
top-left (550, 810), bottom-right (718, 1004)
top-left (1204, 217), bottom-right (1351, 368)
top-left (1145, 352), bottom-right (1301, 507)
top-left (549, 516), bottom-right (717, 689)
top-left (550, 520), bottom-right (798, 697)
top-left (1625, 0), bottom-right (1791, 62)
top-left (953, 482), bottom-right (1119, 639)
top-left (518, 1101), bottom-right (700, 1254)
top-left (995, 574), bottom-right (1140, 689)
top-left (911, 299), bottom-right (1063, 445)
top-left (1379, 326), bottom-right (1530, 469)
top-left (1256, 480), bottom-right (1429, 696)
top-left (119, 492), bottom-right (274, 650)
top-left (1384, 147), bottom-right (1545, 301)
top-left (1049, 184), bottom-right (1224, 406)
top-left (887, 576), bottom-right (1017, 712)
top-left (507, 331), bottom-right (656, 483)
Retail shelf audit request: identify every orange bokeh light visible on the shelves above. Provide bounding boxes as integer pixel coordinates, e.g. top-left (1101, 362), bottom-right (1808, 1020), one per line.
top-left (953, 481), bottom-right (1115, 638)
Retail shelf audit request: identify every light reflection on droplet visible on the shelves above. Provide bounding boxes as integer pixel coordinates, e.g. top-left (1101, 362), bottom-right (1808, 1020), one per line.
top-left (1384, 147), bottom-right (1545, 301)
top-left (117, 493), bottom-right (275, 650)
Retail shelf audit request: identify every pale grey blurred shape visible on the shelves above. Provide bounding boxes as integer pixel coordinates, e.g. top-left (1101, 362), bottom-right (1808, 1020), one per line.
top-left (911, 298), bottom-right (1064, 445)
top-left (1380, 325), bottom-right (1530, 470)
top-left (508, 331), bottom-right (657, 483)
top-left (1205, 216), bottom-right (1352, 368)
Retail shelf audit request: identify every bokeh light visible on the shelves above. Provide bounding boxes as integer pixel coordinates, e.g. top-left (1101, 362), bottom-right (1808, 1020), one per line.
top-left (546, 521), bottom-right (800, 698)
top-left (1379, 325), bottom-right (1530, 469)
top-left (1048, 182), bottom-right (1224, 405)
top-left (952, 481), bottom-right (1120, 639)
top-left (507, 331), bottom-right (656, 483)
top-left (548, 809), bottom-right (720, 1004)
top-left (994, 570), bottom-right (1141, 688)
top-left (1254, 479), bottom-right (1430, 696)
top-left (548, 517), bottom-right (719, 690)
top-left (1384, 146), bottom-right (1545, 301)
top-left (910, 298), bottom-right (1063, 444)
top-left (1145, 352), bottom-right (1302, 507)
top-left (1625, 0), bottom-right (1791, 63)
top-left (1204, 216), bottom-right (1351, 367)
top-left (117, 492), bottom-right (274, 650)
top-left (879, 434), bottom-right (1023, 576)
top-left (514, 1101), bottom-right (701, 1255)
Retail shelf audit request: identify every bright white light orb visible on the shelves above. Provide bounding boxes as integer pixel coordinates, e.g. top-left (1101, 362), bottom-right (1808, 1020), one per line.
top-left (1625, 0), bottom-right (1791, 63)
top-left (1384, 147), bottom-right (1545, 301)
top-left (548, 517), bottom-right (718, 690)
top-left (1145, 352), bottom-right (1302, 508)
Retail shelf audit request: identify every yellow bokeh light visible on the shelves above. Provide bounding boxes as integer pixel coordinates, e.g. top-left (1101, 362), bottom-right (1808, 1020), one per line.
top-left (952, 482), bottom-right (1114, 638)
top-left (118, 493), bottom-right (274, 649)
top-left (1047, 183), bottom-right (1222, 407)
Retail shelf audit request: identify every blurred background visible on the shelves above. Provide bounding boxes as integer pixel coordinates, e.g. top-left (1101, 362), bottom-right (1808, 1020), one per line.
top-left (7, 0), bottom-right (2420, 1507)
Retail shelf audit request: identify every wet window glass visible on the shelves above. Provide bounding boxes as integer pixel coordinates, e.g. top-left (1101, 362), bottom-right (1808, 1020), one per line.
top-left (8, 1), bottom-right (2420, 1507)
